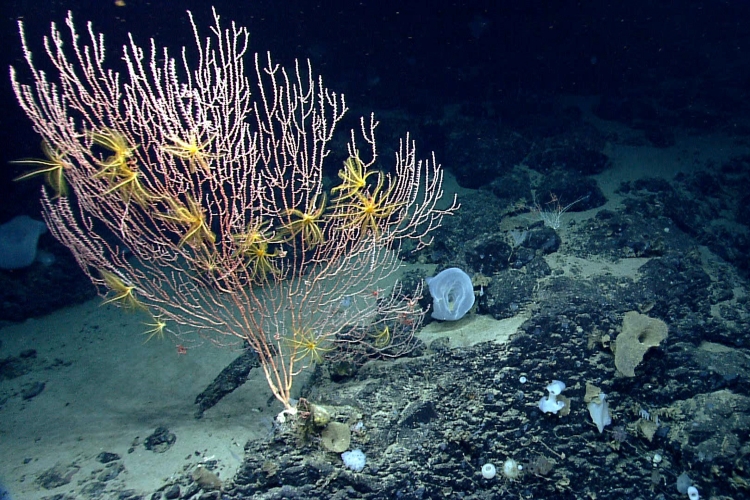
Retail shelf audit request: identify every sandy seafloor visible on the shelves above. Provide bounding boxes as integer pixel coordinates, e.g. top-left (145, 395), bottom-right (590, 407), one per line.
top-left (0, 297), bottom-right (282, 499)
top-left (1, 100), bottom-right (749, 499)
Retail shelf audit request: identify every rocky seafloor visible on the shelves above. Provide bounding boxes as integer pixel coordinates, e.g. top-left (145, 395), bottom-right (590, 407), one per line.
top-left (134, 141), bottom-right (750, 500)
top-left (19, 97), bottom-right (750, 500)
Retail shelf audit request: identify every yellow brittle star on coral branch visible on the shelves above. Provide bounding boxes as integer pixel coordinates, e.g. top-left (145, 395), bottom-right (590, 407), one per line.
top-left (157, 195), bottom-right (216, 249)
top-left (288, 327), bottom-right (332, 365)
top-left (232, 219), bottom-right (285, 282)
top-left (332, 173), bottom-right (403, 237)
top-left (12, 141), bottom-right (72, 198)
top-left (99, 269), bottom-right (145, 310)
top-left (162, 133), bottom-right (215, 173)
top-left (371, 325), bottom-right (392, 349)
top-left (330, 155), bottom-right (377, 201)
top-left (142, 314), bottom-right (168, 343)
top-left (99, 160), bottom-right (155, 206)
top-left (90, 128), bottom-right (138, 179)
top-left (281, 194), bottom-right (327, 247)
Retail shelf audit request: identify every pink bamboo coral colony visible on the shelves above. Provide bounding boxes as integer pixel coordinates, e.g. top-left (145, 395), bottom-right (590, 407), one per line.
top-left (10, 8), bottom-right (457, 418)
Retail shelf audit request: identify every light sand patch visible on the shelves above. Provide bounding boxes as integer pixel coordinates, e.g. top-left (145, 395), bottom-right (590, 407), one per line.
top-left (417, 313), bottom-right (529, 349)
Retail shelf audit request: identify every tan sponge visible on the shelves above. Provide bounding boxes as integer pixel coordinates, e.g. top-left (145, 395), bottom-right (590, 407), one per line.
top-left (614, 311), bottom-right (668, 377)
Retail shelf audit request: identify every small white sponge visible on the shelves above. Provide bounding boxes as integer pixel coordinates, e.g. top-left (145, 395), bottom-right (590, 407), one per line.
top-left (341, 449), bottom-right (366, 472)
